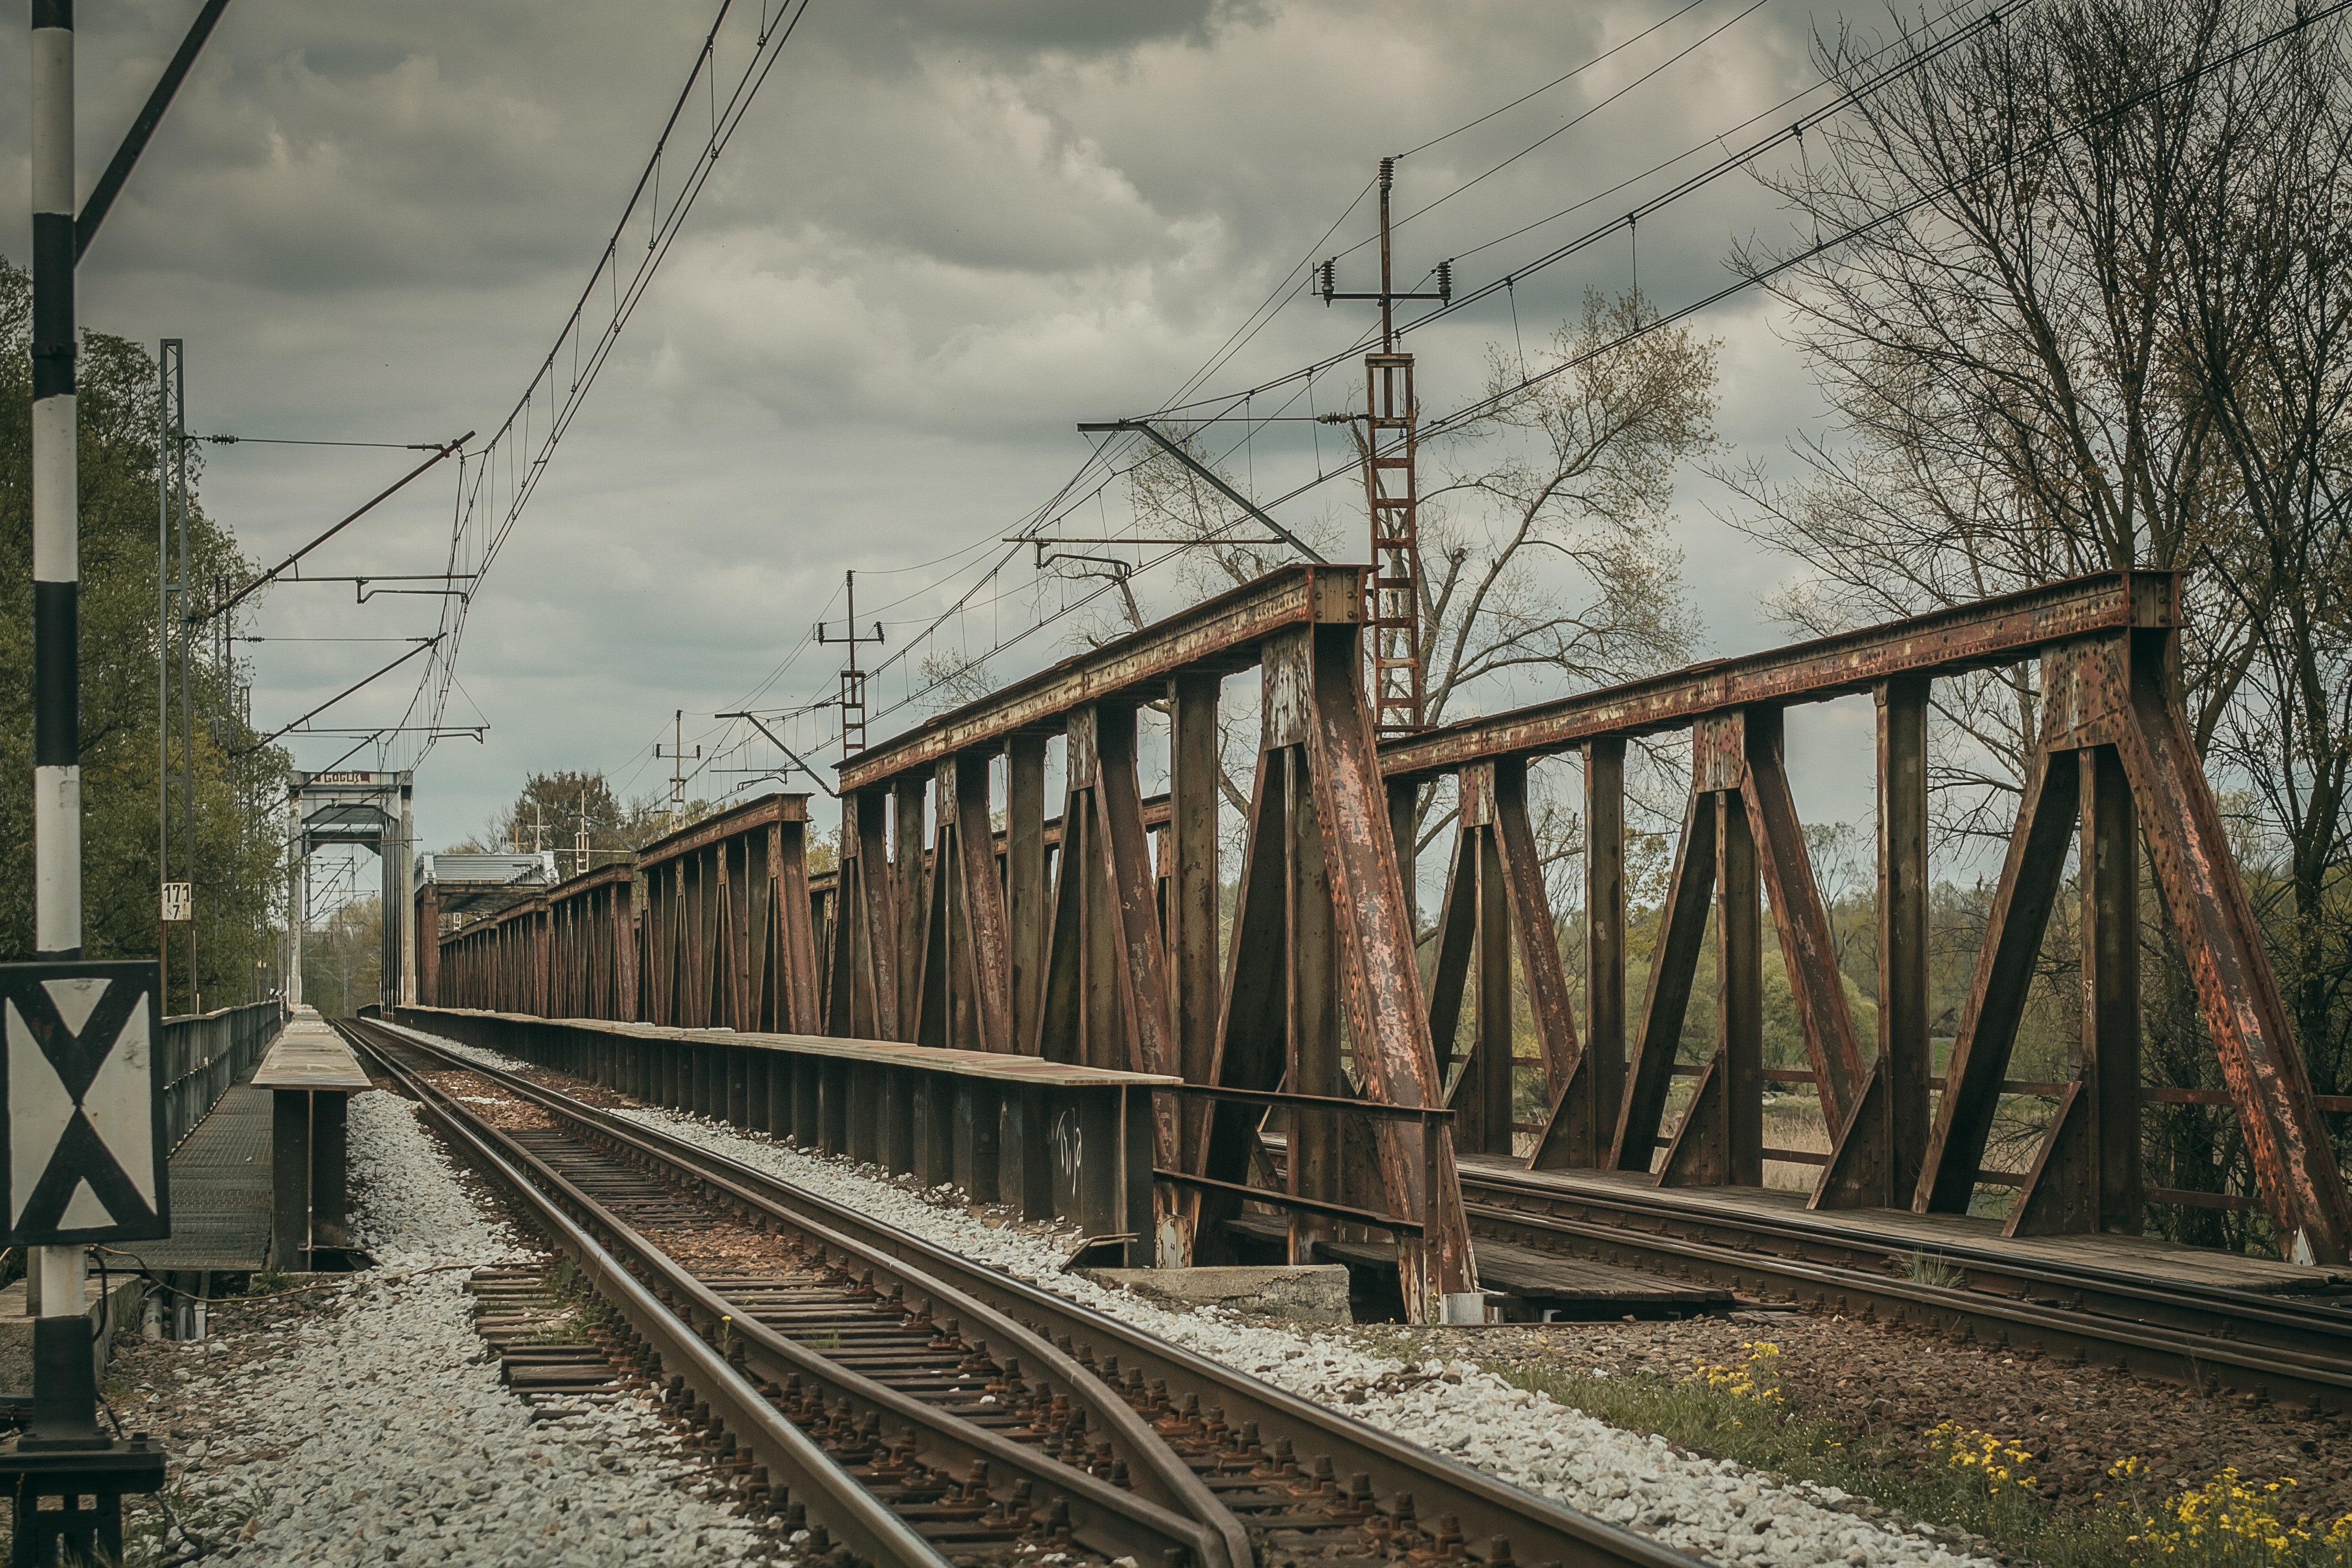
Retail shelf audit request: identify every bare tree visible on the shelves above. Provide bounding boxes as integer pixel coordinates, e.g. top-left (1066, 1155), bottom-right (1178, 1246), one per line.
top-left (1721, 0), bottom-right (2352, 1228)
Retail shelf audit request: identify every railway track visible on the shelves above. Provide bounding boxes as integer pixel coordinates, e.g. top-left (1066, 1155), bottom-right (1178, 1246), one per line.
top-left (1447, 1164), bottom-right (2352, 1417)
top-left (338, 1016), bottom-right (1700, 1568)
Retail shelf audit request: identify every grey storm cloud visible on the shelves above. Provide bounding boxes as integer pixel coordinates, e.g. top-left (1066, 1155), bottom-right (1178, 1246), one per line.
top-left (2, 0), bottom-right (1871, 856)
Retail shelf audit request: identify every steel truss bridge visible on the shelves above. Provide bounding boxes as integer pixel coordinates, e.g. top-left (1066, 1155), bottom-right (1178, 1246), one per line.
top-left (413, 566), bottom-right (2352, 1321)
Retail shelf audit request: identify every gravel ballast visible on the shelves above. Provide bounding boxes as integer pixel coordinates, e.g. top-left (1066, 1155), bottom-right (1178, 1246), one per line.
top-left (411, 1027), bottom-right (1994, 1568)
top-left (108, 1088), bottom-right (779, 1566)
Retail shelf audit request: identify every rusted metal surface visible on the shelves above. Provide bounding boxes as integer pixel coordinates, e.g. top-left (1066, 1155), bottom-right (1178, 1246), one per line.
top-left (636, 793), bottom-right (820, 1035)
top-left (434, 894), bottom-right (549, 1015)
top-left (494, 563), bottom-right (2343, 1275)
top-left (837, 565), bottom-right (1362, 793)
top-left (1296, 624), bottom-right (1476, 1315)
top-left (1031, 703), bottom-right (1188, 1257)
top-left (1915, 729), bottom-right (2081, 1213)
top-left (2008, 744), bottom-right (2142, 1237)
top-left (2098, 634), bottom-right (2351, 1262)
top-left (1606, 790), bottom-right (1714, 1172)
top-left (545, 864), bottom-right (638, 1022)
top-left (1815, 680), bottom-right (1929, 1209)
top-left (1737, 711), bottom-right (1867, 1124)
top-left (1167, 676), bottom-right (1222, 1178)
top-left (1424, 760), bottom-right (1583, 1162)
top-left (911, 752), bottom-right (1016, 1054)
top-left (1660, 790), bottom-right (1761, 1187)
top-left (1379, 571), bottom-right (2179, 780)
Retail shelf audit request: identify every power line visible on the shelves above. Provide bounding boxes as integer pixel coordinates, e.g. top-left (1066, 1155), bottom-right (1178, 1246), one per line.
top-left (395, 0), bottom-right (820, 773)
top-left (1398, 0), bottom-right (1718, 160)
top-left (682, 1), bottom-right (1970, 757)
top-left (1155, 0), bottom-right (2023, 417)
top-left (864, 0), bottom-right (2340, 728)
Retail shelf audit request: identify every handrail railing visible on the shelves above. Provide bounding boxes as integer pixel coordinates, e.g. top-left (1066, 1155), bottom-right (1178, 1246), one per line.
top-left (160, 999), bottom-right (288, 1151)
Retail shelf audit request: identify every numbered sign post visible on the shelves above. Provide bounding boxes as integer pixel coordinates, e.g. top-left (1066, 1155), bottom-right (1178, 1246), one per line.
top-left (159, 883), bottom-right (192, 924)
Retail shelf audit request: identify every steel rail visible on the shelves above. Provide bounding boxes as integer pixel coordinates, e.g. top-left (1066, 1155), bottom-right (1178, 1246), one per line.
top-left (1443, 1193), bottom-right (2352, 1415)
top-left (1458, 1163), bottom-right (2352, 1362)
top-left (350, 1021), bottom-right (1241, 1568)
top-left (355, 1017), bottom-right (1703, 1568)
top-left (356, 1026), bottom-right (948, 1568)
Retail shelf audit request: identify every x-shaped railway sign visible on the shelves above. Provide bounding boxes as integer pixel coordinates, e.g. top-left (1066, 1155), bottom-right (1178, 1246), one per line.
top-left (0, 962), bottom-right (168, 1246)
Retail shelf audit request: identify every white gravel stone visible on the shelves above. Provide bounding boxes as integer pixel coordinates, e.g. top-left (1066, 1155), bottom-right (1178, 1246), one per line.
top-left (165, 1088), bottom-right (780, 1566)
top-left (404, 1025), bottom-right (1998, 1568)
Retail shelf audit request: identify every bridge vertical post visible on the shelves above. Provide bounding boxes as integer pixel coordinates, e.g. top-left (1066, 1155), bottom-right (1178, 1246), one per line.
top-left (1006, 735), bottom-right (1048, 1053)
top-left (894, 776), bottom-right (928, 1041)
top-left (1168, 674), bottom-right (1222, 1170)
top-left (1884, 678), bottom-right (1933, 1195)
top-left (1582, 740), bottom-right (1626, 1149)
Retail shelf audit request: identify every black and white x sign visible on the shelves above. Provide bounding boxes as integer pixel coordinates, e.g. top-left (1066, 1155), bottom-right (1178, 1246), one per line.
top-left (0, 961), bottom-right (169, 1246)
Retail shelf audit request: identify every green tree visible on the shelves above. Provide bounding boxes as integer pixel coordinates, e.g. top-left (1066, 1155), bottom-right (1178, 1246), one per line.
top-left (0, 255), bottom-right (290, 1010)
top-left (302, 896), bottom-right (382, 1019)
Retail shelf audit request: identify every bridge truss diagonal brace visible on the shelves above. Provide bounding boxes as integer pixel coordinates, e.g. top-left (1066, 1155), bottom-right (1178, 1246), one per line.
top-left (2097, 635), bottom-right (2345, 1259)
top-left (1423, 759), bottom-right (1585, 1162)
top-left (1193, 624), bottom-right (1478, 1320)
top-left (1909, 631), bottom-right (2350, 1263)
top-left (1609, 712), bottom-right (1867, 1190)
top-left (1033, 704), bottom-right (1188, 1260)
top-left (825, 788), bottom-right (901, 1042)
top-left (1301, 624), bottom-right (1477, 1315)
top-left (912, 752), bottom-right (1019, 1056)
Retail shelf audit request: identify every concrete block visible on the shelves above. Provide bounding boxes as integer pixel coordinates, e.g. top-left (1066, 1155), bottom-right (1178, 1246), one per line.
top-left (0, 1272), bottom-right (149, 1397)
top-left (1087, 1265), bottom-right (1352, 1324)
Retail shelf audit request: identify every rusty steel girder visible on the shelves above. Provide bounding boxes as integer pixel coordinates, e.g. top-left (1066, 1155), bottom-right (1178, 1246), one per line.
top-left (497, 565), bottom-right (2342, 1280)
top-left (1391, 569), bottom-right (2345, 1265)
top-left (433, 895), bottom-right (550, 1015)
top-left (837, 567), bottom-right (1362, 791)
top-left (543, 865), bottom-right (639, 1022)
top-left (1380, 571), bottom-right (2177, 780)
top-left (637, 793), bottom-right (822, 1035)
top-left (819, 565), bottom-right (1478, 1319)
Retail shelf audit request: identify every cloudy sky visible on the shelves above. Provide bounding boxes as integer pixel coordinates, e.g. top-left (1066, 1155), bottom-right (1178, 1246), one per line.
top-left (4, 0), bottom-right (1906, 884)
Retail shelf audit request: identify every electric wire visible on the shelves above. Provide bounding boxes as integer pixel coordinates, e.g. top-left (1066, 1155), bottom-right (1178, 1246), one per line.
top-left (394, 0), bottom-right (819, 772)
top-left (862, 0), bottom-right (2336, 726)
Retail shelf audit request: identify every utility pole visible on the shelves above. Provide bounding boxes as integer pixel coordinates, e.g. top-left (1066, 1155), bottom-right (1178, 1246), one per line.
top-left (655, 711), bottom-right (700, 832)
top-left (815, 570), bottom-right (884, 755)
top-left (1319, 157), bottom-right (1450, 736)
top-left (158, 340), bottom-right (199, 1015)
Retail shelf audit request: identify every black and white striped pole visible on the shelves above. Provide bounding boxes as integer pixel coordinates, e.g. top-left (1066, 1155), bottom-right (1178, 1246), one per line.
top-left (31, 1), bottom-right (78, 956)
top-left (7, 3), bottom-right (228, 1547)
top-left (29, 0), bottom-right (94, 1420)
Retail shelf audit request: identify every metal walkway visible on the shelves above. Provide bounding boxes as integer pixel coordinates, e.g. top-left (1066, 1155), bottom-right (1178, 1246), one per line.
top-left (130, 1070), bottom-right (276, 1273)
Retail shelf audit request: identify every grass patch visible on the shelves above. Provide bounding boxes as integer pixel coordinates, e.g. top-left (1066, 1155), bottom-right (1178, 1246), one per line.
top-left (1496, 1343), bottom-right (2352, 1567)
top-left (1901, 1249), bottom-right (1966, 1289)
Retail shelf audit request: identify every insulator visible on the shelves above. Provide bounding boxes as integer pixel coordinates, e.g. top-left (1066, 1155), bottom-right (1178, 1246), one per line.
top-left (1435, 259), bottom-right (1452, 300)
top-left (1317, 258), bottom-right (1336, 300)
top-left (1379, 155), bottom-right (1396, 190)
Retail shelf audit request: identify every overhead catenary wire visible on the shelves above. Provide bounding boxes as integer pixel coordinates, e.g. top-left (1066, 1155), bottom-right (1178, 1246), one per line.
top-left (689, 0), bottom-right (1743, 737)
top-left (390, 0), bottom-right (820, 774)
top-left (1152, 0), bottom-right (2024, 417)
top-left (863, 0), bottom-right (2335, 727)
top-left (656, 0), bottom-right (2012, 764)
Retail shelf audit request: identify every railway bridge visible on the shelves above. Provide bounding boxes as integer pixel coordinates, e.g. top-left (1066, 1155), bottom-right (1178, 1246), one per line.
top-left (407, 564), bottom-right (2351, 1324)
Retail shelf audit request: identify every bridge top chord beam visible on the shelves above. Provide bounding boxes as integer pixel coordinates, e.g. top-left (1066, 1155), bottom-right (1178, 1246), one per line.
top-left (1378, 570), bottom-right (2179, 781)
top-left (541, 862), bottom-right (636, 910)
top-left (838, 565), bottom-right (1364, 794)
top-left (634, 790), bottom-right (810, 872)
